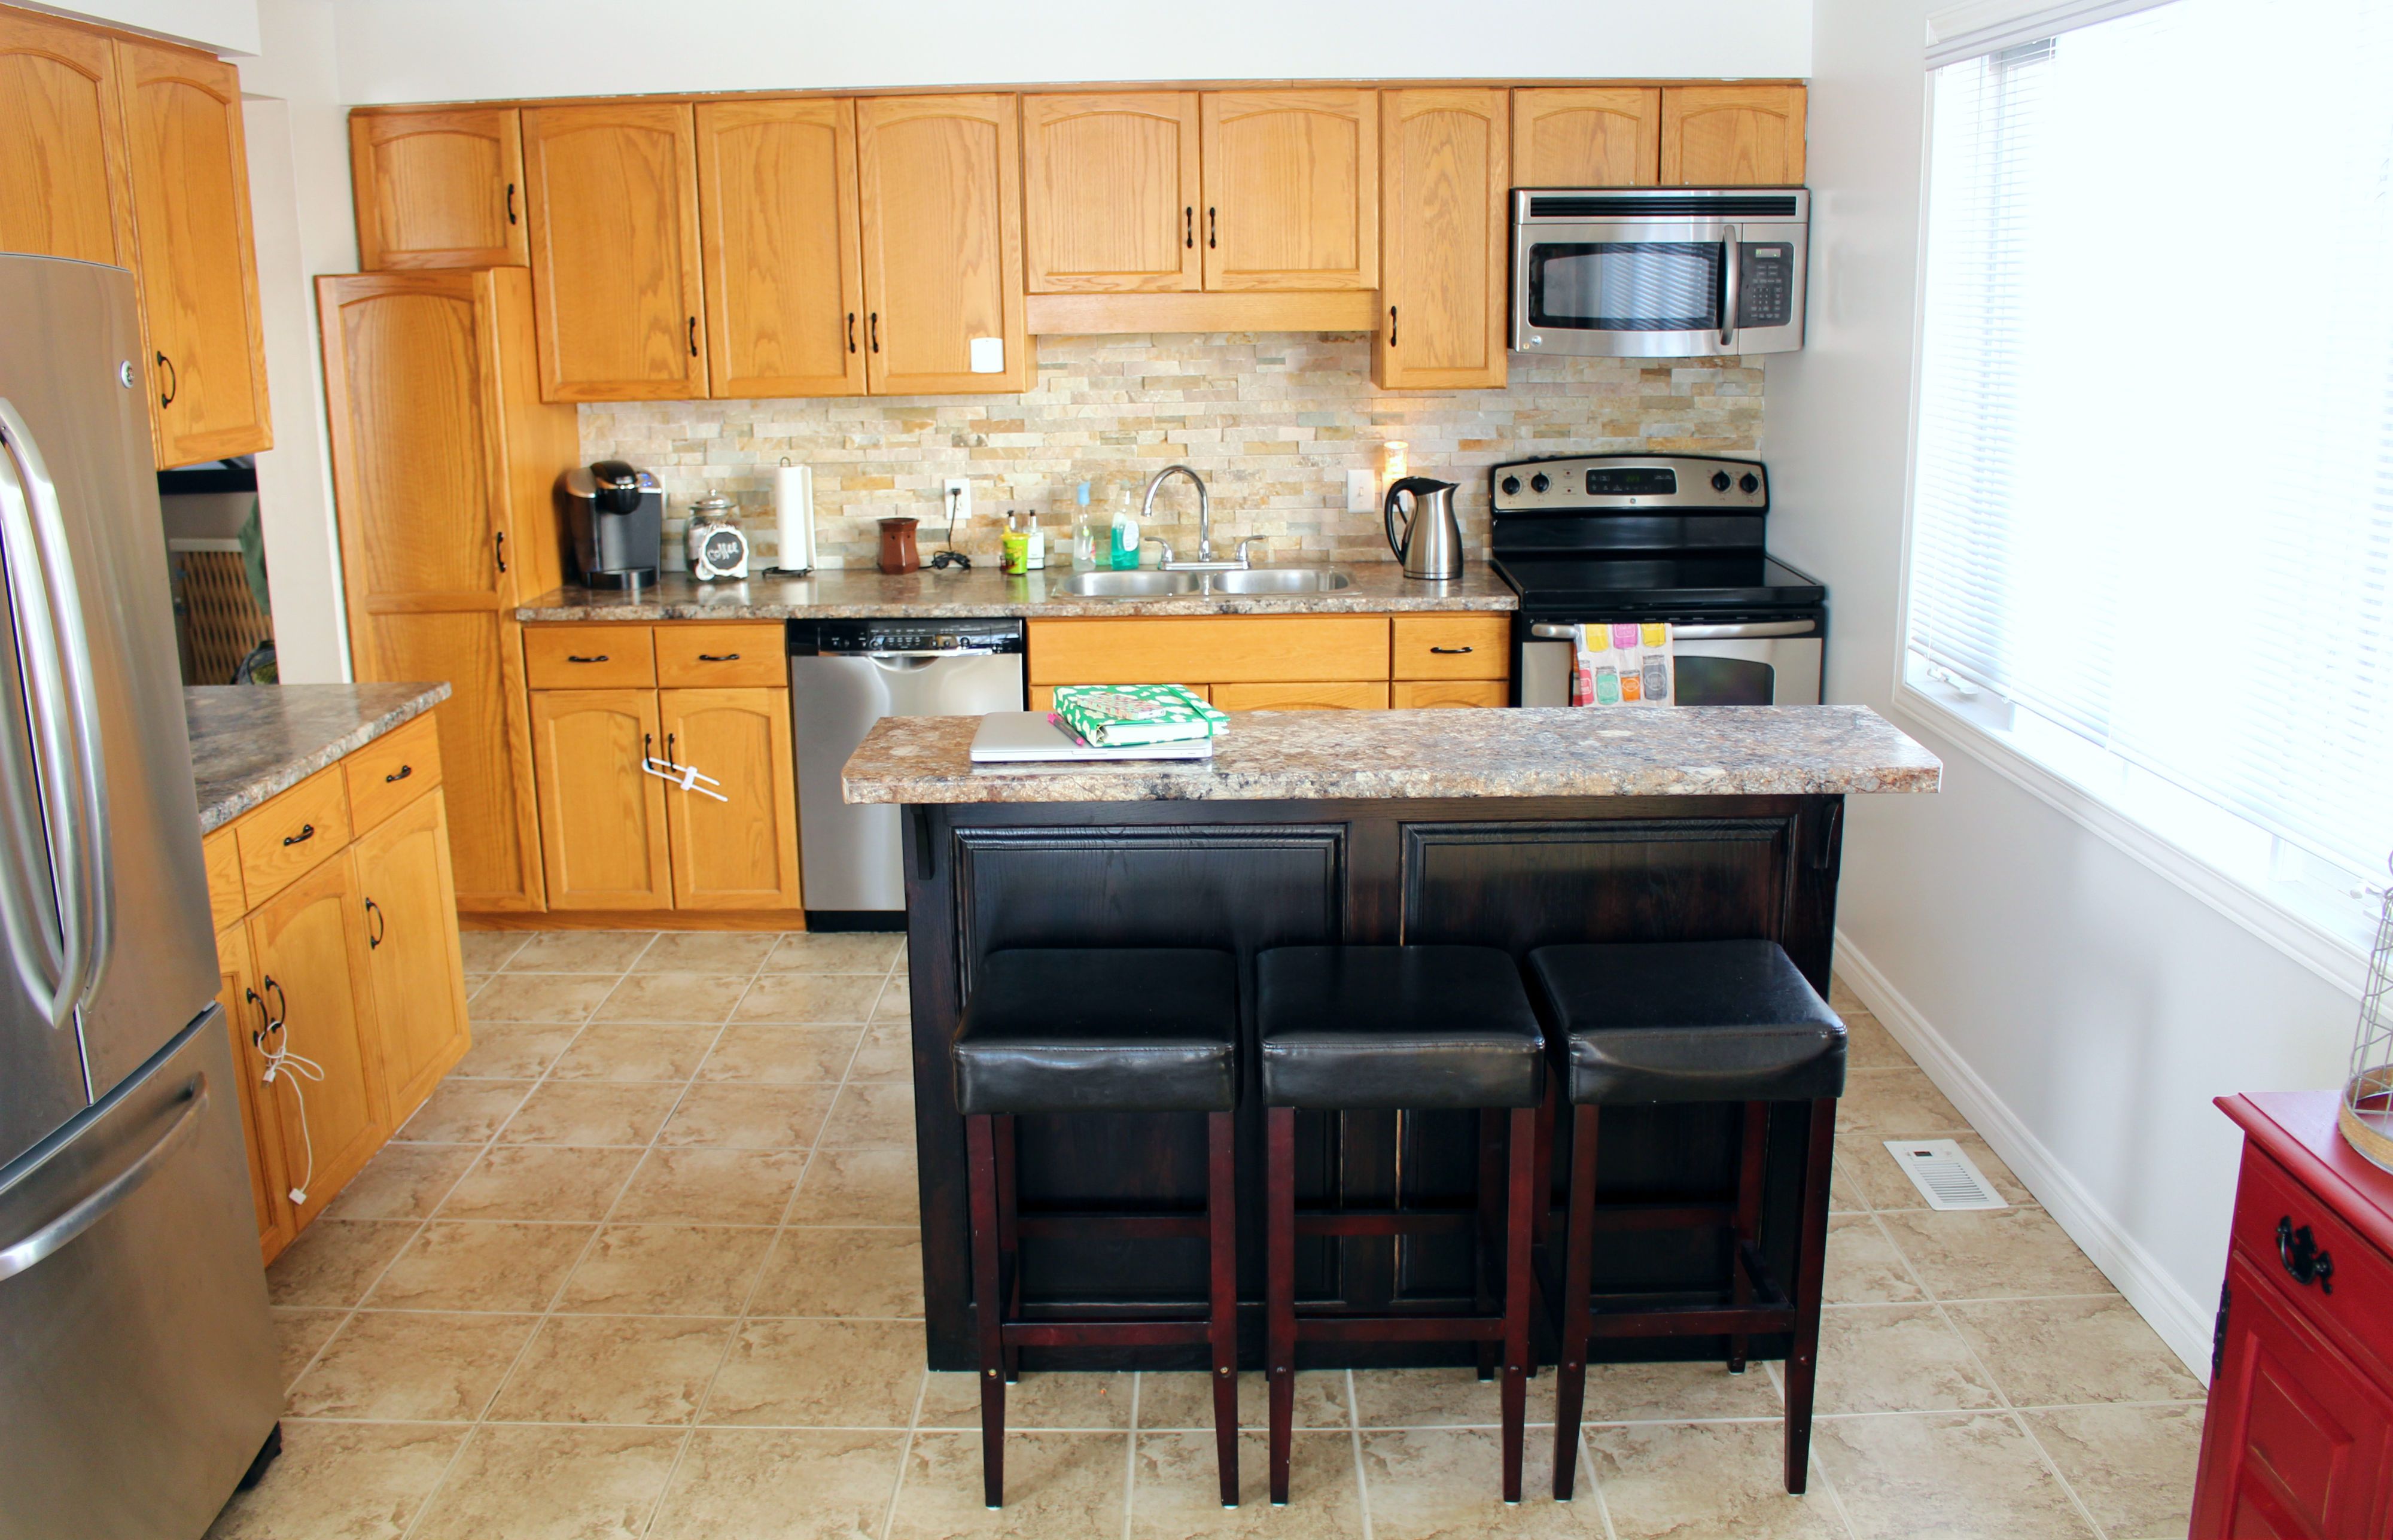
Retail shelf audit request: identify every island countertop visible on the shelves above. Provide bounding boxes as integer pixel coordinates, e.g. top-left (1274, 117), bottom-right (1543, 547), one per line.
top-left (842, 705), bottom-right (1941, 805)
top-left (187, 682), bottom-right (450, 833)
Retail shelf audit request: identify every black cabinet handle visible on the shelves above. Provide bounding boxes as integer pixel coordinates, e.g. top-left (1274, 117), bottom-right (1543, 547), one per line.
top-left (154, 351), bottom-right (176, 409)
top-left (506, 181), bottom-right (517, 225)
top-left (1185, 206), bottom-right (1194, 248)
top-left (364, 897), bottom-right (385, 949)
top-left (847, 312), bottom-right (857, 353)
top-left (697, 653), bottom-right (739, 662)
top-left (384, 763), bottom-right (413, 785)
top-left (688, 316), bottom-right (699, 357)
top-left (282, 823), bottom-right (315, 848)
top-left (644, 732), bottom-right (653, 763)
top-left (2278, 1216), bottom-right (2336, 1294)
top-left (869, 312), bottom-right (880, 353)
top-left (1207, 207), bottom-right (1216, 248)
top-left (567, 654), bottom-right (609, 664)
top-left (1389, 305), bottom-right (1398, 346)
top-left (666, 732), bottom-right (677, 766)
top-left (495, 530), bottom-right (508, 574)
top-left (245, 978), bottom-right (287, 1044)
top-left (1429, 644), bottom-right (1472, 655)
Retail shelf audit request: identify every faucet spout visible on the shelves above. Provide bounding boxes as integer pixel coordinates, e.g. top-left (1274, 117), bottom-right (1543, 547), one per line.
top-left (1141, 464), bottom-right (1216, 564)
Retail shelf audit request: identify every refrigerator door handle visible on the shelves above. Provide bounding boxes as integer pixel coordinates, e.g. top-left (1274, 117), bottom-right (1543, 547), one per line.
top-left (0, 398), bottom-right (109, 1022)
top-left (0, 427), bottom-right (73, 1023)
top-left (0, 1075), bottom-right (206, 1283)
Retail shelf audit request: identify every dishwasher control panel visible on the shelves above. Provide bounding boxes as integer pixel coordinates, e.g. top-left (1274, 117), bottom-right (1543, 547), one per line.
top-left (787, 617), bottom-right (1026, 656)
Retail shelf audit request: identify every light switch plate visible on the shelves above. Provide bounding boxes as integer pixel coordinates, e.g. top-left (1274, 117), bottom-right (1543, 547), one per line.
top-left (1346, 469), bottom-right (1375, 512)
top-left (969, 336), bottom-right (1004, 374)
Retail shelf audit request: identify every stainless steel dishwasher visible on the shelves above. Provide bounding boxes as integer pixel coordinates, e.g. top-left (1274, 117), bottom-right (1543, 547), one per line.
top-left (787, 617), bottom-right (1025, 926)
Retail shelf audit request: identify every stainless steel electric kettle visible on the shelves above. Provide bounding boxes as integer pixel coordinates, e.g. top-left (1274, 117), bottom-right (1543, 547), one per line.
top-left (1383, 476), bottom-right (1464, 580)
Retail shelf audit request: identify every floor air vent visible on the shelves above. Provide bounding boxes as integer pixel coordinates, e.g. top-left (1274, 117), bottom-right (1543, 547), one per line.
top-left (1883, 1139), bottom-right (2008, 1211)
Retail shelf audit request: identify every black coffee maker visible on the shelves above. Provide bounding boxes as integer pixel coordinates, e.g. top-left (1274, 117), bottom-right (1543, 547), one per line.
top-left (557, 460), bottom-right (663, 588)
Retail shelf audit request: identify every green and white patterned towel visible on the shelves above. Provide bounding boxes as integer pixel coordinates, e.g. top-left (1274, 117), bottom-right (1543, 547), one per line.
top-left (1051, 683), bottom-right (1228, 747)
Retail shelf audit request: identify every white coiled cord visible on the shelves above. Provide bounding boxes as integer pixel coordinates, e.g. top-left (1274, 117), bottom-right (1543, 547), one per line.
top-left (249, 985), bottom-right (326, 1206)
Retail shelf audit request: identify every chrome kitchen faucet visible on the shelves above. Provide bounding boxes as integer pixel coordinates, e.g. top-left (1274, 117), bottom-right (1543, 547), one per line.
top-left (1142, 464), bottom-right (1255, 572)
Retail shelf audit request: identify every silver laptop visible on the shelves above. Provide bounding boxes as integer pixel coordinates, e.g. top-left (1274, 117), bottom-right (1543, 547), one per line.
top-left (969, 712), bottom-right (1215, 763)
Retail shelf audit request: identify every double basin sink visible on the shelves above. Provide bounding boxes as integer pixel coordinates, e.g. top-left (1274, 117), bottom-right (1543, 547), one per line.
top-left (1054, 567), bottom-right (1353, 598)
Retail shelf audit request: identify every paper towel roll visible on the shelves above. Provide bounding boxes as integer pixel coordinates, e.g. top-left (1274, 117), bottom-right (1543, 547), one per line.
top-left (772, 463), bottom-right (814, 573)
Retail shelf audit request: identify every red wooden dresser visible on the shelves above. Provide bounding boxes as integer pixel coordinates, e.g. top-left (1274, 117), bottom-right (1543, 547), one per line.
top-left (2196, 1091), bottom-right (2393, 1538)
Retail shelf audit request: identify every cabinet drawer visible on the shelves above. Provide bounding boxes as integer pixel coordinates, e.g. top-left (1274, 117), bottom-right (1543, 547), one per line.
top-left (203, 829), bottom-right (245, 928)
top-left (1212, 681), bottom-right (1389, 711)
top-left (345, 714), bottom-right (443, 833)
top-left (655, 623), bottom-right (786, 687)
top-left (232, 767), bottom-right (352, 907)
top-left (1393, 679), bottom-right (1508, 709)
top-left (525, 625), bottom-right (656, 688)
top-left (1029, 616), bottom-right (1390, 685)
top-left (2233, 1146), bottom-right (2393, 1377)
top-left (1393, 614), bottom-right (1509, 679)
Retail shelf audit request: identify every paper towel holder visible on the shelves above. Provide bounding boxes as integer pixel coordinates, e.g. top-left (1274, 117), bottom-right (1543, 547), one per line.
top-left (763, 456), bottom-right (817, 577)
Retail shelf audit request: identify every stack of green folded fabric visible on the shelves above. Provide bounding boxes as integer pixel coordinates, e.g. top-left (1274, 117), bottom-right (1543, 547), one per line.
top-left (1051, 684), bottom-right (1228, 748)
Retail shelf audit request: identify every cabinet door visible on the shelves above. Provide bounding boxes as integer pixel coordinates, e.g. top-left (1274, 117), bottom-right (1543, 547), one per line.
top-left (529, 689), bottom-right (672, 910)
top-left (352, 790), bottom-right (473, 1126)
top-left (246, 857), bottom-right (388, 1231)
top-left (215, 923), bottom-right (295, 1265)
top-left (1661, 85), bottom-right (1806, 187)
top-left (659, 687), bottom-right (800, 911)
top-left (350, 106), bottom-right (528, 269)
top-left (1511, 87), bottom-right (1660, 188)
top-left (695, 98), bottom-right (866, 398)
top-left (1374, 88), bottom-right (1506, 391)
top-left (1200, 89), bottom-right (1377, 292)
top-left (1023, 92), bottom-right (1201, 294)
top-left (856, 93), bottom-right (1027, 395)
top-left (521, 101), bottom-right (707, 401)
top-left (0, 10), bottom-right (132, 264)
top-left (115, 36), bottom-right (271, 467)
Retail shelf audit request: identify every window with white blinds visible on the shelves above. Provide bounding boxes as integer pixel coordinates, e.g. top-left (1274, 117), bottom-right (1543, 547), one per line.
top-left (1907, 0), bottom-right (2393, 891)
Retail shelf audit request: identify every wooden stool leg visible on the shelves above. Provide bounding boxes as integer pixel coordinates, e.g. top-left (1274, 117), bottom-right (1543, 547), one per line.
top-left (1500, 1106), bottom-right (1536, 1505)
top-left (1727, 1100), bottom-right (1768, 1374)
top-left (966, 1115), bottom-right (1007, 1508)
top-left (1551, 1104), bottom-right (1599, 1501)
top-left (1532, 1074), bottom-right (1557, 1247)
top-left (1266, 1106), bottom-right (1297, 1506)
top-left (1475, 1107), bottom-right (1502, 1382)
top-left (1782, 1097), bottom-right (1838, 1494)
top-left (1207, 1110), bottom-right (1240, 1508)
top-left (995, 1114), bottom-right (1021, 1384)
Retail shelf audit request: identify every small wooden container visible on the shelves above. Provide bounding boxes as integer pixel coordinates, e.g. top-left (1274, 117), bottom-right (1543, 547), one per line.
top-left (878, 516), bottom-right (921, 574)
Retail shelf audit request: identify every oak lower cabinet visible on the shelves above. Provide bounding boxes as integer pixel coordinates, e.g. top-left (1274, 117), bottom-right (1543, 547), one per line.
top-left (529, 687), bottom-right (674, 910)
top-left (352, 792), bottom-right (476, 1116)
top-left (213, 922), bottom-right (294, 1263)
top-left (659, 688), bottom-right (802, 909)
top-left (349, 105), bottom-right (528, 269)
top-left (1025, 611), bottom-right (1512, 710)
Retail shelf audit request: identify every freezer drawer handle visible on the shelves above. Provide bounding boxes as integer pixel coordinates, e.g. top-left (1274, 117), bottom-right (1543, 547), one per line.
top-left (282, 823), bottom-right (315, 848)
top-left (0, 1076), bottom-right (207, 1283)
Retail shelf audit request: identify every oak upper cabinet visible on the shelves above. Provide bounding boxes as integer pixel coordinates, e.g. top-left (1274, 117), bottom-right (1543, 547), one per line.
top-left (1661, 84), bottom-right (1806, 186)
top-left (1374, 88), bottom-right (1507, 391)
top-left (0, 9), bottom-right (131, 264)
top-left (658, 687), bottom-right (800, 910)
top-left (350, 106), bottom-right (528, 269)
top-left (520, 101), bottom-right (708, 400)
top-left (695, 98), bottom-right (866, 397)
top-left (529, 687), bottom-right (674, 910)
top-left (115, 36), bottom-right (271, 467)
top-left (351, 791), bottom-right (473, 1122)
top-left (1200, 89), bottom-right (1377, 291)
top-left (1511, 87), bottom-right (1661, 187)
top-left (1022, 92), bottom-right (1201, 294)
top-left (855, 93), bottom-right (1027, 394)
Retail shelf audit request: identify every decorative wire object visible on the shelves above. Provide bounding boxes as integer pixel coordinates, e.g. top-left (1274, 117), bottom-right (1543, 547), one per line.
top-left (2338, 856), bottom-right (2393, 1172)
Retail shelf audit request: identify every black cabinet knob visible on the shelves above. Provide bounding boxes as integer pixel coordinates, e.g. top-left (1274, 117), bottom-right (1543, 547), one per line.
top-left (1500, 476), bottom-right (1520, 495)
top-left (1712, 471), bottom-right (1733, 491)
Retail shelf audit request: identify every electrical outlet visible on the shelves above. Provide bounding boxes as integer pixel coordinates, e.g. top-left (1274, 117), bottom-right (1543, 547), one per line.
top-left (1345, 468), bottom-right (1375, 512)
top-left (942, 478), bottom-right (972, 528)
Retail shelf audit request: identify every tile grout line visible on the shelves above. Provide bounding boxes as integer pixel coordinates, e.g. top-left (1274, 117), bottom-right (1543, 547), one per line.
top-left (876, 1348), bottom-right (933, 1540)
top-left (1347, 1368), bottom-right (1375, 1540)
top-left (1121, 1372), bottom-right (1140, 1540)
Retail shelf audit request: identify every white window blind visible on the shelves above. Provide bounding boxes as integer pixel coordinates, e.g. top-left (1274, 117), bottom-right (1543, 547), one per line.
top-left (1907, 0), bottom-right (2393, 882)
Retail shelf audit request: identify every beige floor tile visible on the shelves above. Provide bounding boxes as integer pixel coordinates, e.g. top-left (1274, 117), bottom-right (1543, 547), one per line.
top-left (888, 1431), bottom-right (1127, 1540)
top-left (748, 1227), bottom-right (923, 1317)
top-left (469, 973), bottom-right (618, 1025)
top-left (872, 976), bottom-right (910, 1021)
top-left (638, 931), bottom-right (778, 973)
top-left (365, 1220), bottom-right (595, 1311)
top-left (736, 973), bottom-right (885, 1024)
top-left (549, 1022), bottom-right (722, 1083)
top-left (1828, 975), bottom-right (1864, 1012)
top-left (847, 1017), bottom-right (913, 1081)
top-left (395, 1078), bottom-right (532, 1143)
top-left (704, 1319), bottom-right (927, 1428)
top-left (1877, 1208), bottom-right (2112, 1299)
top-left (449, 1021), bottom-right (581, 1080)
top-left (271, 1307), bottom-right (349, 1388)
top-left (921, 1369), bottom-right (1134, 1431)
top-left (1574, 1359), bottom-right (1783, 1424)
top-left (1815, 1411), bottom-right (2096, 1540)
top-left (323, 1144), bottom-right (478, 1221)
top-left (1839, 1008), bottom-right (1910, 1070)
top-left (1840, 1133), bottom-right (2034, 1210)
top-left (458, 931), bottom-right (528, 972)
top-left (698, 1024), bottom-right (861, 1084)
top-left (788, 1147), bottom-right (920, 1224)
top-left (819, 1081), bottom-right (916, 1146)
top-left (498, 1081), bottom-right (684, 1146)
top-left (1351, 1365), bottom-right (1558, 1428)
top-left (266, 1219), bottom-right (418, 1307)
top-left (437, 1145), bottom-right (645, 1222)
top-left (1950, 1296), bottom-right (2203, 1406)
top-left (647, 1428), bottom-right (906, 1540)
top-left (613, 1148), bottom-right (809, 1225)
top-left (489, 1314), bottom-right (736, 1425)
top-left (660, 1082), bottom-right (838, 1149)
top-left (1357, 1426), bottom-right (1597, 1538)
top-left (285, 1310), bottom-right (538, 1420)
top-left (408, 1424), bottom-right (683, 1540)
top-left (1583, 1420), bottom-right (1843, 1539)
top-left (2024, 1403), bottom-right (2203, 1539)
top-left (1134, 1430), bottom-right (1364, 1535)
top-left (1813, 1304), bottom-right (2001, 1414)
top-left (763, 933), bottom-right (904, 973)
top-left (203, 1420), bottom-right (466, 1540)
top-left (595, 972), bottom-right (754, 1025)
top-left (560, 1224), bottom-right (777, 1314)
top-left (1138, 1369), bottom-right (1351, 1432)
top-left (503, 932), bottom-right (656, 973)
top-left (1825, 1213), bottom-right (1928, 1305)
top-left (1838, 1066), bottom-right (1970, 1136)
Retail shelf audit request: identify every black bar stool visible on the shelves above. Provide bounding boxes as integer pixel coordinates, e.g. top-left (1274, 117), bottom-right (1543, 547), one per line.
top-left (1256, 945), bottom-right (1544, 1505)
top-left (952, 947), bottom-right (1241, 1509)
top-left (1529, 939), bottom-right (1846, 1499)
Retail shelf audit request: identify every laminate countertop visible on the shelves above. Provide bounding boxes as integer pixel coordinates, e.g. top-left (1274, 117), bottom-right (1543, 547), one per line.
top-left (513, 562), bottom-right (1518, 622)
top-left (187, 682), bottom-right (449, 833)
top-left (842, 705), bottom-right (1942, 805)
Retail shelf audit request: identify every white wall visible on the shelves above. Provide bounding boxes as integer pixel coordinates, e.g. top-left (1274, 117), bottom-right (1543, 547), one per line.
top-left (21, 0), bottom-right (255, 51)
top-left (1768, 0), bottom-right (2361, 1377)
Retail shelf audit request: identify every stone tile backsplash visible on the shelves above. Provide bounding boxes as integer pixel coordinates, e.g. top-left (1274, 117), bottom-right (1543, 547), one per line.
top-left (580, 333), bottom-right (1765, 572)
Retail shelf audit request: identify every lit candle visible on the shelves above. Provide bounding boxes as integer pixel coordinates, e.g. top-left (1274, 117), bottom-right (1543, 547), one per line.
top-left (1382, 439), bottom-right (1409, 483)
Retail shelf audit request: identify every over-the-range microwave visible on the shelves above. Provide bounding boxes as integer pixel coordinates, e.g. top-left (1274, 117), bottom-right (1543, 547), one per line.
top-left (1512, 187), bottom-right (1809, 357)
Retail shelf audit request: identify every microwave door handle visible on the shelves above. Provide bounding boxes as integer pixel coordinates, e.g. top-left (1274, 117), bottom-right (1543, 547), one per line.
top-left (1719, 225), bottom-right (1739, 351)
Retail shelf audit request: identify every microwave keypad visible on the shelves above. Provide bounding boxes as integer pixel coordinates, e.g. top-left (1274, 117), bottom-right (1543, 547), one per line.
top-left (1738, 244), bottom-right (1794, 328)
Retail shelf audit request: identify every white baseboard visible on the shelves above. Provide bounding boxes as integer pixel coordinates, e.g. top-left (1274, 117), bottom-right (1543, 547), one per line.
top-left (1833, 931), bottom-right (2217, 1384)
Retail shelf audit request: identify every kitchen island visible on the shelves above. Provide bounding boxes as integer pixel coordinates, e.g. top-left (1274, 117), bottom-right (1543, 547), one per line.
top-left (842, 706), bottom-right (1940, 1371)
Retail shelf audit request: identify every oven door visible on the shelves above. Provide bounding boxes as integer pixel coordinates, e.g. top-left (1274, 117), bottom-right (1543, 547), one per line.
top-left (1512, 220), bottom-right (1807, 358)
top-left (1520, 620), bottom-right (1823, 706)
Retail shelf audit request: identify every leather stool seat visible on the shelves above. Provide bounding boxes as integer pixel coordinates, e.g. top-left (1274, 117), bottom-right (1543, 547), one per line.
top-left (954, 948), bottom-right (1238, 1116)
top-left (1258, 945), bottom-right (1543, 1110)
top-left (1529, 940), bottom-right (1847, 1106)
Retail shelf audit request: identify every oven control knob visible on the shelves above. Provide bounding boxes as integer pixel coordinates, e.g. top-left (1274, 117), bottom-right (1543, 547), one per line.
top-left (1711, 471), bottom-right (1732, 492)
top-left (1739, 473), bottom-right (1761, 494)
top-left (1500, 476), bottom-right (1520, 495)
top-left (1530, 473), bottom-right (1550, 493)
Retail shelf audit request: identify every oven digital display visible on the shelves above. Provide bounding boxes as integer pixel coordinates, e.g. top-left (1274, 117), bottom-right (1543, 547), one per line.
top-left (1584, 468), bottom-right (1678, 497)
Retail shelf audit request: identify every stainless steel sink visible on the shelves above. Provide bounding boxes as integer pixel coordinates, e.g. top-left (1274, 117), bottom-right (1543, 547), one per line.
top-left (1054, 570), bottom-right (1203, 597)
top-left (1204, 568), bottom-right (1353, 594)
top-left (1052, 567), bottom-right (1353, 598)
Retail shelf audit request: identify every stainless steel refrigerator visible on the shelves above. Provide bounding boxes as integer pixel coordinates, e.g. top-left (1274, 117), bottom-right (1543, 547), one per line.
top-left (0, 255), bottom-right (281, 1536)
